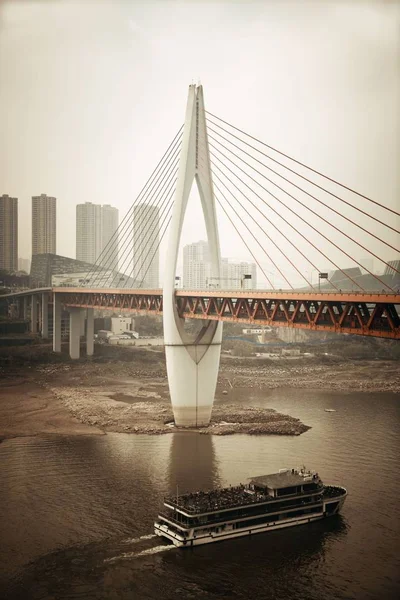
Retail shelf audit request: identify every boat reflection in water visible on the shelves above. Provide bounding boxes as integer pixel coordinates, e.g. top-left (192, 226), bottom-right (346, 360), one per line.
top-left (167, 432), bottom-right (221, 498)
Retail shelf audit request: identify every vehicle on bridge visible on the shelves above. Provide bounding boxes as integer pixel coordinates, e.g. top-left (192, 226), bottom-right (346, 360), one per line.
top-left (155, 466), bottom-right (347, 547)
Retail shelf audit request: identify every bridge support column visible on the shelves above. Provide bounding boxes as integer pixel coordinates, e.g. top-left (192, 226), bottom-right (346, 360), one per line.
top-left (30, 295), bottom-right (38, 334)
top-left (80, 310), bottom-right (86, 336)
top-left (163, 85), bottom-right (222, 427)
top-left (53, 293), bottom-right (62, 352)
top-left (86, 308), bottom-right (94, 357)
top-left (41, 293), bottom-right (49, 339)
top-left (165, 331), bottom-right (222, 427)
top-left (69, 307), bottom-right (82, 360)
top-left (23, 296), bottom-right (28, 321)
top-left (17, 298), bottom-right (23, 319)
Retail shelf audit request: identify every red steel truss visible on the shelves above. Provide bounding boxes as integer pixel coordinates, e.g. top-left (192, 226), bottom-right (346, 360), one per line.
top-left (56, 290), bottom-right (164, 314)
top-left (53, 288), bottom-right (400, 339)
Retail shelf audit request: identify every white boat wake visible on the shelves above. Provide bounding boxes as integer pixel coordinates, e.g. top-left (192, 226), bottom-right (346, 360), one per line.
top-left (122, 533), bottom-right (157, 544)
top-left (104, 544), bottom-right (175, 563)
top-left (136, 545), bottom-right (176, 557)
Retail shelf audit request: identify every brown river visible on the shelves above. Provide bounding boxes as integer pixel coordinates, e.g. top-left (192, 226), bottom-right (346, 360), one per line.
top-left (0, 388), bottom-right (399, 599)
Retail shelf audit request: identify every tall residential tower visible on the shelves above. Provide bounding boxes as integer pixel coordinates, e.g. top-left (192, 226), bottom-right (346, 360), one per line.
top-left (221, 258), bottom-right (257, 289)
top-left (0, 194), bottom-right (18, 272)
top-left (76, 202), bottom-right (102, 265)
top-left (182, 241), bottom-right (257, 289)
top-left (76, 202), bottom-right (119, 270)
top-left (32, 194), bottom-right (56, 255)
top-left (183, 240), bottom-right (211, 289)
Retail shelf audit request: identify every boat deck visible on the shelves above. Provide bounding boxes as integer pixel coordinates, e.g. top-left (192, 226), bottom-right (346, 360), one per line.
top-left (166, 485), bottom-right (268, 514)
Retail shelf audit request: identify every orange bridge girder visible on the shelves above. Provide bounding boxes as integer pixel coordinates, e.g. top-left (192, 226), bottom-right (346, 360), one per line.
top-left (49, 288), bottom-right (400, 340)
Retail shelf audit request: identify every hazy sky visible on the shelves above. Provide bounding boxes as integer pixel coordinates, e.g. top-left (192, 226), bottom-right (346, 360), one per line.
top-left (1, 0), bottom-right (399, 286)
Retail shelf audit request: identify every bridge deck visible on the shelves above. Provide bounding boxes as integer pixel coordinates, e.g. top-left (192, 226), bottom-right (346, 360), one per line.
top-left (3, 287), bottom-right (399, 339)
top-left (3, 287), bottom-right (400, 304)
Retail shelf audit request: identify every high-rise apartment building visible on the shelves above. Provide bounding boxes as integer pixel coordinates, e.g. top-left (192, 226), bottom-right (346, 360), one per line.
top-left (182, 240), bottom-right (257, 289)
top-left (76, 203), bottom-right (119, 270)
top-left (133, 204), bottom-right (159, 288)
top-left (76, 202), bottom-right (102, 265)
top-left (221, 258), bottom-right (257, 289)
top-left (0, 194), bottom-right (18, 272)
top-left (183, 240), bottom-right (211, 289)
top-left (32, 194), bottom-right (56, 255)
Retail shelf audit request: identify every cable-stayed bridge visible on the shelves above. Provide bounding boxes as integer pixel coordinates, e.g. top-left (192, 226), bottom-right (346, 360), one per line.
top-left (3, 85), bottom-right (399, 426)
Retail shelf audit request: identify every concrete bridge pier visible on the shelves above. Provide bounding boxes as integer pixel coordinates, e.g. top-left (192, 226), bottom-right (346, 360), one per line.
top-left (67, 306), bottom-right (94, 360)
top-left (53, 293), bottom-right (62, 352)
top-left (41, 293), bottom-right (49, 339)
top-left (69, 307), bottom-right (82, 360)
top-left (86, 308), bottom-right (94, 357)
top-left (80, 310), bottom-right (85, 336)
top-left (30, 295), bottom-right (38, 334)
top-left (17, 297), bottom-right (24, 319)
top-left (23, 296), bottom-right (28, 321)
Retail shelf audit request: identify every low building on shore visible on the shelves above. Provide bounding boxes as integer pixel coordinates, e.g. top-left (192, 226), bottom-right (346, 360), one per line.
top-left (108, 336), bottom-right (164, 347)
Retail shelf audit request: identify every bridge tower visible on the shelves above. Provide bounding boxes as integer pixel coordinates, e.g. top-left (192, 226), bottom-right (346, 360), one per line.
top-left (163, 85), bottom-right (223, 427)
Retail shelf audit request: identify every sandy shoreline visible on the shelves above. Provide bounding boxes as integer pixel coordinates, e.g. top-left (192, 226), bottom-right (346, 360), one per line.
top-left (0, 347), bottom-right (399, 440)
top-left (0, 372), bottom-right (310, 439)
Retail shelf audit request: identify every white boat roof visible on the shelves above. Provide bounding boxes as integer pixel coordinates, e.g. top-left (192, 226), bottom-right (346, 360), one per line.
top-left (250, 469), bottom-right (320, 490)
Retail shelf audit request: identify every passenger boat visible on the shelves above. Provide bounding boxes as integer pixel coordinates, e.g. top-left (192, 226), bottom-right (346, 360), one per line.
top-left (154, 467), bottom-right (347, 547)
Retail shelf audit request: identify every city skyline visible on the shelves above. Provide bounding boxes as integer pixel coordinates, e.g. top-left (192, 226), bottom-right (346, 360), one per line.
top-left (1, 193), bottom-right (397, 289)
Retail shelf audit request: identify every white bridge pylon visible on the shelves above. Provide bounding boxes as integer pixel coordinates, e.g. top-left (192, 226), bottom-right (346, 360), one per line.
top-left (163, 85), bottom-right (223, 427)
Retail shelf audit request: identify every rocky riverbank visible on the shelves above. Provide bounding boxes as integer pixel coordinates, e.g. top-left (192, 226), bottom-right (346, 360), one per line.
top-left (218, 359), bottom-right (400, 393)
top-left (0, 344), bottom-right (398, 440)
top-left (41, 385), bottom-right (310, 436)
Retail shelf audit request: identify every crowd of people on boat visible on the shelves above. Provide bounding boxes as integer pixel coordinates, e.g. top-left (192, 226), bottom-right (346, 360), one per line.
top-left (171, 484), bottom-right (269, 513)
top-left (322, 485), bottom-right (344, 498)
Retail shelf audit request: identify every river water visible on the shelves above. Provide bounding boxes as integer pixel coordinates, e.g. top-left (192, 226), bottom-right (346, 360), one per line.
top-left (0, 388), bottom-right (399, 600)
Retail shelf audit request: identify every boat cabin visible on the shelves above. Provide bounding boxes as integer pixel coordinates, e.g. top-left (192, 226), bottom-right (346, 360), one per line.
top-left (249, 468), bottom-right (322, 498)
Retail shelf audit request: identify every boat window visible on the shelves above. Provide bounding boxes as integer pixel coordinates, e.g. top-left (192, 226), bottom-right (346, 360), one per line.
top-left (303, 483), bottom-right (319, 492)
top-left (277, 486), bottom-right (297, 496)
